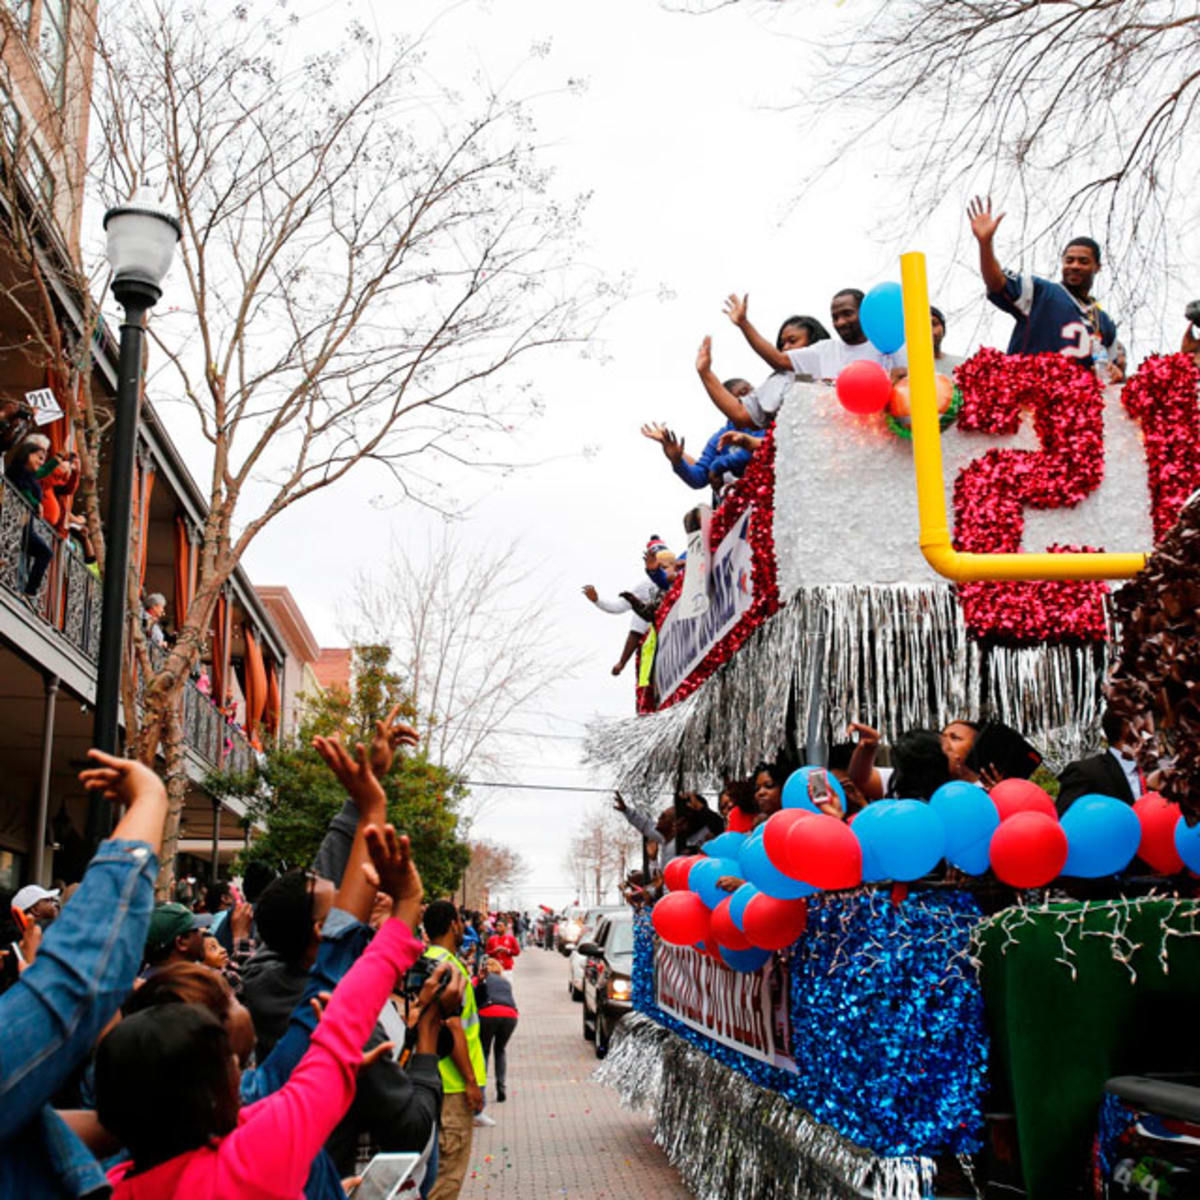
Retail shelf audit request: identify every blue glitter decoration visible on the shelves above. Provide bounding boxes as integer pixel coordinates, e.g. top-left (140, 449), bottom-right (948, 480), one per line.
top-left (632, 888), bottom-right (988, 1158)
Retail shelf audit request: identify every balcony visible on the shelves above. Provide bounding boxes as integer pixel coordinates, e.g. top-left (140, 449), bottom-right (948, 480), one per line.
top-left (0, 477), bottom-right (99, 661)
top-left (2, 479), bottom-right (255, 775)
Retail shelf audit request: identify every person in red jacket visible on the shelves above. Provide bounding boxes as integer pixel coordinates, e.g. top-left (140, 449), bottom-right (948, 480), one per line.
top-left (485, 920), bottom-right (520, 972)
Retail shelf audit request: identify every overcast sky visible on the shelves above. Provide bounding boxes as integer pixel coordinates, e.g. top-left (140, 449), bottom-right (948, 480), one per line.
top-left (196, 0), bottom-right (1196, 909)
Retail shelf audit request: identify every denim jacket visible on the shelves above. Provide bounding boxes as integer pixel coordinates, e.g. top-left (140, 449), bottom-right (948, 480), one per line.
top-left (0, 837), bottom-right (158, 1198)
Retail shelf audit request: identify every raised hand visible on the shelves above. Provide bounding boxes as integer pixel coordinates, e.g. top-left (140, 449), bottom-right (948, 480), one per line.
top-left (312, 734), bottom-right (386, 813)
top-left (369, 702), bottom-right (420, 778)
top-left (847, 721), bottom-right (881, 746)
top-left (640, 422), bottom-right (668, 445)
top-left (612, 791), bottom-right (627, 813)
top-left (581, 584), bottom-right (598, 603)
top-left (717, 430), bottom-right (759, 454)
top-left (723, 292), bottom-right (748, 327)
top-left (230, 901), bottom-right (253, 942)
top-left (363, 823), bottom-right (422, 929)
top-left (967, 195), bottom-right (1004, 243)
top-left (79, 750), bottom-right (165, 809)
top-left (696, 335), bottom-right (713, 375)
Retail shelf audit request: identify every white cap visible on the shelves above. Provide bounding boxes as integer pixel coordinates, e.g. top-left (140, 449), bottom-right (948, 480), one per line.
top-left (12, 884), bottom-right (60, 913)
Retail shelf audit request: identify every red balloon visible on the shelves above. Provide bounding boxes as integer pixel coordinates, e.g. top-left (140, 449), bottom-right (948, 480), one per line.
top-left (990, 778), bottom-right (1057, 823)
top-left (989, 811), bottom-right (1068, 887)
top-left (742, 894), bottom-right (808, 950)
top-left (727, 808), bottom-right (757, 834)
top-left (709, 897), bottom-right (751, 950)
top-left (762, 809), bottom-right (817, 870)
top-left (835, 360), bottom-right (892, 415)
top-left (663, 854), bottom-right (702, 892)
top-left (1134, 792), bottom-right (1184, 874)
top-left (651, 891), bottom-right (710, 946)
top-left (784, 814), bottom-right (863, 889)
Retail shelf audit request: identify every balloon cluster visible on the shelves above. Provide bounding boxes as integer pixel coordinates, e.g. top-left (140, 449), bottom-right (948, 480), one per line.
top-left (651, 770), bottom-right (1196, 969)
top-left (834, 281), bottom-right (903, 416)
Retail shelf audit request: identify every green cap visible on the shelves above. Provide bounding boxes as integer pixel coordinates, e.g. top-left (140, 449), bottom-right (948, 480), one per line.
top-left (145, 902), bottom-right (204, 954)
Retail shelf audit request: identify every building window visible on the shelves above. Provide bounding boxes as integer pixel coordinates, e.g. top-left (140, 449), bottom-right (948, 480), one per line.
top-left (0, 847), bottom-right (26, 891)
top-left (37, 0), bottom-right (67, 106)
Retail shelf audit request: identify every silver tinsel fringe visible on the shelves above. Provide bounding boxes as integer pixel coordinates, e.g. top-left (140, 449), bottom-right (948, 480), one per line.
top-left (596, 1012), bottom-right (936, 1200)
top-left (584, 584), bottom-right (1113, 796)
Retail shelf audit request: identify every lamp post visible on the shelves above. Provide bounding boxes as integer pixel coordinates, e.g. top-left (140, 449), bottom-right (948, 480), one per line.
top-left (86, 186), bottom-right (180, 849)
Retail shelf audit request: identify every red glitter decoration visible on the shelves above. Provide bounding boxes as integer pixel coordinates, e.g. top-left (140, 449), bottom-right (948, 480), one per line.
top-left (640, 430), bottom-right (781, 712)
top-left (952, 349), bottom-right (1110, 644)
top-left (1120, 352), bottom-right (1200, 540)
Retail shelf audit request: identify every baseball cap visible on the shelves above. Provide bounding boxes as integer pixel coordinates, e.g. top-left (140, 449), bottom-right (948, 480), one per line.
top-left (12, 884), bottom-right (60, 913)
top-left (145, 903), bottom-right (204, 954)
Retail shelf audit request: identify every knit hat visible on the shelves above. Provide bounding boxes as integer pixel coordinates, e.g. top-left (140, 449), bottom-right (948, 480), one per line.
top-left (645, 535), bottom-right (668, 557)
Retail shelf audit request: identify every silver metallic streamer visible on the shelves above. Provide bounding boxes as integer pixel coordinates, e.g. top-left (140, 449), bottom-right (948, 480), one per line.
top-left (596, 1012), bottom-right (936, 1200)
top-left (584, 583), bottom-right (1114, 795)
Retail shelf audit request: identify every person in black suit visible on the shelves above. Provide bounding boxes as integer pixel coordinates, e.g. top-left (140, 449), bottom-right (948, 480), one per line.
top-left (1056, 710), bottom-right (1144, 816)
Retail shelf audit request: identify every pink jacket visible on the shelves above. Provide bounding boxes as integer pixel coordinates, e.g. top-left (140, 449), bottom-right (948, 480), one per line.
top-left (107, 918), bottom-right (423, 1199)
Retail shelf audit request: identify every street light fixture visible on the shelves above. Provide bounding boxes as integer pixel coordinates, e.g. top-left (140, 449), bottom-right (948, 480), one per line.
top-left (87, 185), bottom-right (180, 849)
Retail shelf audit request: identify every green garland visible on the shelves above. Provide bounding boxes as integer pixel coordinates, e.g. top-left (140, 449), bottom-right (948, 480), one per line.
top-left (885, 386), bottom-right (963, 440)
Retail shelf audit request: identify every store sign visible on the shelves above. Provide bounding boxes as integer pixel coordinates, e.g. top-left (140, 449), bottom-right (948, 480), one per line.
top-left (655, 940), bottom-right (794, 1070)
top-left (654, 507), bottom-right (754, 703)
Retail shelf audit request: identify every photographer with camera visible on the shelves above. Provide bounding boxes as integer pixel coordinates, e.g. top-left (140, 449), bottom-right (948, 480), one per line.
top-left (0, 397), bottom-right (32, 454)
top-left (421, 899), bottom-right (486, 1200)
top-left (1181, 300), bottom-right (1200, 366)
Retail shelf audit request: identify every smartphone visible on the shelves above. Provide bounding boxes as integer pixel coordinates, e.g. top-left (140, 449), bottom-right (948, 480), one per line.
top-left (807, 769), bottom-right (831, 805)
top-left (350, 1152), bottom-right (421, 1200)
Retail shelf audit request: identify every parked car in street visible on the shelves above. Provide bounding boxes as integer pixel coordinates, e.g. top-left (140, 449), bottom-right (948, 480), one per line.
top-left (579, 911), bottom-right (634, 1058)
top-left (567, 905), bottom-right (626, 1001)
top-left (555, 905), bottom-right (588, 956)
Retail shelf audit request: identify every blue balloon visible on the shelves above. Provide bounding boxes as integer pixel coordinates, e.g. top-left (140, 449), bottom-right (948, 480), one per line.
top-left (1175, 816), bottom-right (1200, 873)
top-left (728, 882), bottom-right (759, 932)
top-left (1060, 793), bottom-right (1141, 877)
top-left (688, 856), bottom-right (742, 909)
top-left (848, 801), bottom-right (894, 882)
top-left (718, 945), bottom-right (771, 973)
top-left (868, 799), bottom-right (946, 881)
top-left (782, 767), bottom-right (845, 813)
top-left (860, 281), bottom-right (906, 355)
top-left (930, 781), bottom-right (1000, 875)
top-left (738, 825), bottom-right (816, 900)
top-left (704, 831), bottom-right (747, 861)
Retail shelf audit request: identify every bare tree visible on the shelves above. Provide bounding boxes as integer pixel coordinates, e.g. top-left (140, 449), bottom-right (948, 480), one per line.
top-left (84, 0), bottom-right (609, 894)
top-left (463, 838), bottom-right (528, 910)
top-left (562, 802), bottom-right (641, 905)
top-left (348, 528), bottom-right (583, 797)
top-left (677, 1), bottom-right (1200, 337)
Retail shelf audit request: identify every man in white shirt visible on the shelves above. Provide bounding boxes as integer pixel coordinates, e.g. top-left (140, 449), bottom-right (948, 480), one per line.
top-left (698, 288), bottom-right (906, 429)
top-left (582, 538), bottom-right (678, 676)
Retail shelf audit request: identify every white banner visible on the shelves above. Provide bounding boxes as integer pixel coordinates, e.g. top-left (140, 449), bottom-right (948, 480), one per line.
top-left (653, 507), bottom-right (754, 702)
top-left (654, 941), bottom-right (792, 1067)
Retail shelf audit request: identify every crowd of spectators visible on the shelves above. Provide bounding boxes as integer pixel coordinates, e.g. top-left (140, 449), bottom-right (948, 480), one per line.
top-left (0, 711), bottom-right (529, 1200)
top-left (608, 704), bottom-right (1155, 903)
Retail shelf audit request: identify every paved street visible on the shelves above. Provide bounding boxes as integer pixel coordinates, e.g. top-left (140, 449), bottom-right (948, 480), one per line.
top-left (462, 942), bottom-right (691, 1199)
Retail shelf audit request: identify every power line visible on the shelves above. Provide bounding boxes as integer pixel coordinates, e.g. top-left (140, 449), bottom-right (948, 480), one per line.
top-left (463, 779), bottom-right (674, 796)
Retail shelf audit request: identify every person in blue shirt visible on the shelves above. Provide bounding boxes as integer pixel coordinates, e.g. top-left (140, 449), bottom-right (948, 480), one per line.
top-left (967, 194), bottom-right (1124, 381)
top-left (640, 383), bottom-right (762, 503)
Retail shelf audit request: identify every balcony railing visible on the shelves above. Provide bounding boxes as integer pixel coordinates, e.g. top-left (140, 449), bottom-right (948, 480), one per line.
top-left (0, 478), bottom-right (100, 660)
top-left (0, 481), bottom-right (255, 776)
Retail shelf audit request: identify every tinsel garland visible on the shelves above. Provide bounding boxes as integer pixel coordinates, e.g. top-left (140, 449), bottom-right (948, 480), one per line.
top-left (616, 899), bottom-right (985, 1171)
top-left (585, 583), bottom-right (1112, 797)
top-left (598, 1013), bottom-right (936, 1200)
top-left (953, 349), bottom-right (1110, 644)
top-left (642, 429), bottom-right (780, 712)
top-left (600, 909), bottom-right (942, 1199)
top-left (1119, 352), bottom-right (1200, 540)
top-left (1107, 491), bottom-right (1200, 819)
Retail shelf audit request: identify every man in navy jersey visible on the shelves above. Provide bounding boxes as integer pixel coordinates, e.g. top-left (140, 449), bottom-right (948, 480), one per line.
top-left (967, 195), bottom-right (1123, 381)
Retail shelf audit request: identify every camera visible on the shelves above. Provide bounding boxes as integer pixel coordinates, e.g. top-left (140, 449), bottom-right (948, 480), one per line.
top-left (1185, 299), bottom-right (1200, 327)
top-left (402, 955), bottom-right (450, 1001)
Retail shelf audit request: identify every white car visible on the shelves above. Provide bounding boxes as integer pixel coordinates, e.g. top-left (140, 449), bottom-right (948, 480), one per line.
top-left (567, 905), bottom-right (625, 1000)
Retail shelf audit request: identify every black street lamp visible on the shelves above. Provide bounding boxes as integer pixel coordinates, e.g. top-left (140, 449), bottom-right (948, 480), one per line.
top-left (86, 186), bottom-right (180, 848)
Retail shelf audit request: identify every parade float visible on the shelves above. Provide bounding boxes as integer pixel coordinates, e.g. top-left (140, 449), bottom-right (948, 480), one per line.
top-left (588, 255), bottom-right (1200, 1199)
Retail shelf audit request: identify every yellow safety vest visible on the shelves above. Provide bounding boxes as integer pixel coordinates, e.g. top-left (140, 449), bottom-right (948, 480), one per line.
top-left (423, 945), bottom-right (486, 1092)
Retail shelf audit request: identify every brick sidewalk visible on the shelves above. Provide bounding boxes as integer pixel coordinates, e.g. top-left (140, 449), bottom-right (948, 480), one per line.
top-left (460, 941), bottom-right (690, 1199)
